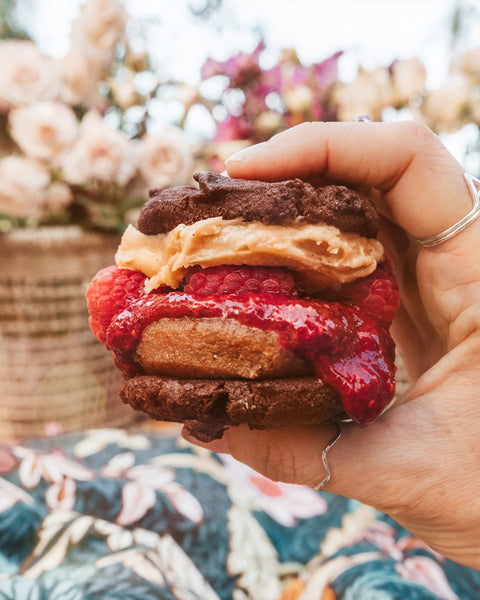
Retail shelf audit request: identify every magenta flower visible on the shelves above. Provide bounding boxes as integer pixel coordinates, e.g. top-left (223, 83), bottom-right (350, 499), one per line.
top-left (215, 115), bottom-right (253, 141)
top-left (312, 51), bottom-right (343, 90)
top-left (201, 42), bottom-right (342, 143)
top-left (201, 41), bottom-right (265, 85)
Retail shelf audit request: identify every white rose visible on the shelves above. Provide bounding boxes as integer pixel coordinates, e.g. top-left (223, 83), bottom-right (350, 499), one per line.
top-left (138, 128), bottom-right (193, 189)
top-left (70, 0), bottom-right (128, 65)
top-left (255, 111), bottom-right (283, 137)
top-left (420, 76), bottom-right (472, 133)
top-left (283, 84), bottom-right (314, 113)
top-left (333, 68), bottom-right (393, 122)
top-left (452, 47), bottom-right (480, 81)
top-left (60, 50), bottom-right (103, 106)
top-left (60, 111), bottom-right (138, 186)
top-left (109, 77), bottom-right (139, 110)
top-left (9, 102), bottom-right (78, 163)
top-left (0, 40), bottom-right (60, 108)
top-left (392, 58), bottom-right (426, 105)
top-left (0, 156), bottom-right (50, 219)
top-left (46, 181), bottom-right (73, 211)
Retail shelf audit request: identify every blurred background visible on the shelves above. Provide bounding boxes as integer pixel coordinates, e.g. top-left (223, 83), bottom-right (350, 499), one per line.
top-left (2, 0), bottom-right (480, 231)
top-left (1, 0), bottom-right (480, 437)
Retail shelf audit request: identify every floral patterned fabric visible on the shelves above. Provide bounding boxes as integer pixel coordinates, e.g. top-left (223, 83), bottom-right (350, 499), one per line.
top-left (0, 428), bottom-right (478, 599)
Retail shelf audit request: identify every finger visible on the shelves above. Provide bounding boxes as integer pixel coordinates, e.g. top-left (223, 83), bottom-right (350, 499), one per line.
top-left (225, 121), bottom-right (472, 243)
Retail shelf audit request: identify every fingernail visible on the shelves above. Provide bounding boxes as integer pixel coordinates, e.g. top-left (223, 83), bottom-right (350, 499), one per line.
top-left (225, 142), bottom-right (267, 166)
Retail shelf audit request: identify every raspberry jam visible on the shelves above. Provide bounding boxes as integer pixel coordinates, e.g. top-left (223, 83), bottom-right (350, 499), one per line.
top-left (107, 292), bottom-right (396, 426)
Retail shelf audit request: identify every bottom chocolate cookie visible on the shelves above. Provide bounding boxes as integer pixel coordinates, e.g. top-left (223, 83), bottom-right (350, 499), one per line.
top-left (120, 375), bottom-right (347, 442)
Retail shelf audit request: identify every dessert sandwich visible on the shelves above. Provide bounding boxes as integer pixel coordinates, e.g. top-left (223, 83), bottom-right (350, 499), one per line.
top-left (87, 172), bottom-right (400, 441)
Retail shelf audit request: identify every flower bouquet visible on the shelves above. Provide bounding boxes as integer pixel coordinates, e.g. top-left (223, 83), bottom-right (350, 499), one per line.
top-left (197, 35), bottom-right (480, 175)
top-left (0, 0), bottom-right (194, 438)
top-left (197, 42), bottom-right (428, 169)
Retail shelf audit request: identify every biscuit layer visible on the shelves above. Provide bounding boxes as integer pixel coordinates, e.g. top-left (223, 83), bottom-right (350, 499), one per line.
top-left (139, 172), bottom-right (379, 237)
top-left (120, 375), bottom-right (345, 441)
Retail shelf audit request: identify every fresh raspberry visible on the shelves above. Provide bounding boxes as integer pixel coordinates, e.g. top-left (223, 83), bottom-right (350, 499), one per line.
top-left (183, 265), bottom-right (298, 297)
top-left (86, 266), bottom-right (146, 345)
top-left (337, 262), bottom-right (400, 324)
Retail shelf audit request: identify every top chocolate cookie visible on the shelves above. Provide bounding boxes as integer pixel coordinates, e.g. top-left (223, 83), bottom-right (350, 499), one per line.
top-left (137, 172), bottom-right (379, 238)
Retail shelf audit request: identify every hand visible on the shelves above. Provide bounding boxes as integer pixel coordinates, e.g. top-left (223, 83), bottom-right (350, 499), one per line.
top-left (183, 121), bottom-right (480, 570)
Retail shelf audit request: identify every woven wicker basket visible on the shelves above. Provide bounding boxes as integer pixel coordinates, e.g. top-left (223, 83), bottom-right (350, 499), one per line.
top-left (0, 226), bottom-right (137, 440)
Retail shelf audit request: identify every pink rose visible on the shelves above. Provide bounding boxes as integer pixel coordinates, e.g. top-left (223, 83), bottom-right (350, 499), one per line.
top-left (60, 50), bottom-right (104, 106)
top-left (420, 77), bottom-right (472, 133)
top-left (0, 41), bottom-right (60, 109)
top-left (8, 102), bottom-right (78, 163)
top-left (138, 128), bottom-right (193, 189)
top-left (392, 58), bottom-right (426, 105)
top-left (452, 46), bottom-right (480, 80)
top-left (70, 0), bottom-right (128, 66)
top-left (0, 156), bottom-right (50, 219)
top-left (45, 182), bottom-right (73, 212)
top-left (333, 68), bottom-right (393, 122)
top-left (60, 111), bottom-right (138, 186)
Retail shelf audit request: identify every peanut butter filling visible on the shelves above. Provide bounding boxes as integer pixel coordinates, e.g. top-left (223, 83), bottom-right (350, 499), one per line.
top-left (115, 217), bottom-right (384, 293)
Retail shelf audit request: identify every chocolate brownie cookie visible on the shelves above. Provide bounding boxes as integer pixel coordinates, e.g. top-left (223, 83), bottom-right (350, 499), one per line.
top-left (87, 172), bottom-right (398, 442)
top-left (138, 171), bottom-right (379, 237)
top-left (120, 375), bottom-right (346, 441)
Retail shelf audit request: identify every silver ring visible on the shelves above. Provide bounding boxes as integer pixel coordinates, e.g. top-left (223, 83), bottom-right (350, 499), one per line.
top-left (417, 173), bottom-right (480, 248)
top-left (354, 115), bottom-right (372, 123)
top-left (314, 424), bottom-right (342, 491)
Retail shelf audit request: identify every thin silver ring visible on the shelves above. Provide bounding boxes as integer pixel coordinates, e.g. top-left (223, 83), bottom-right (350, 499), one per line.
top-left (354, 115), bottom-right (372, 123)
top-left (417, 173), bottom-right (480, 247)
top-left (314, 424), bottom-right (342, 491)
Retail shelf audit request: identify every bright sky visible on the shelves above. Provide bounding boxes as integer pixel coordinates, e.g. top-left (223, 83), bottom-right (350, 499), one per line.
top-left (26, 0), bottom-right (475, 86)
top-left (23, 0), bottom-right (480, 163)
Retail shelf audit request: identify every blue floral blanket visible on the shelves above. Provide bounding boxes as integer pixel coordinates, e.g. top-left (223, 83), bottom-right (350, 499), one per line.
top-left (0, 428), bottom-right (478, 599)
